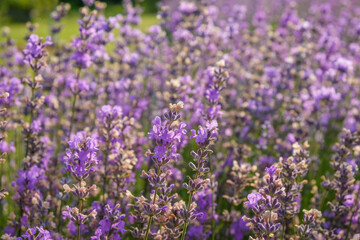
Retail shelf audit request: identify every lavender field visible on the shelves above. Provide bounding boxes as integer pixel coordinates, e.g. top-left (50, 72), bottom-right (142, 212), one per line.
top-left (1, 0), bottom-right (360, 239)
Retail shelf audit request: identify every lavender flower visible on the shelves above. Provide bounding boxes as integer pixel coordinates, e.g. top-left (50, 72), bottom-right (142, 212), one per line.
top-left (130, 101), bottom-right (187, 240)
top-left (0, 91), bottom-right (9, 200)
top-left (243, 165), bottom-right (284, 239)
top-left (245, 192), bottom-right (263, 209)
top-left (63, 132), bottom-right (98, 240)
top-left (83, 0), bottom-right (95, 7)
top-left (18, 226), bottom-right (52, 240)
top-left (91, 203), bottom-right (126, 240)
top-left (297, 209), bottom-right (322, 239)
top-left (23, 34), bottom-right (52, 71)
top-left (277, 142), bottom-right (312, 238)
top-left (223, 161), bottom-right (257, 206)
top-left (65, 132), bottom-right (98, 180)
top-left (1, 1), bottom-right (360, 239)
top-left (181, 60), bottom-right (229, 240)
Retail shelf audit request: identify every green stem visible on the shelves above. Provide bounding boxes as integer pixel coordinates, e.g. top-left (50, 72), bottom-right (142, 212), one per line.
top-left (181, 148), bottom-right (206, 240)
top-left (320, 191), bottom-right (329, 212)
top-left (181, 221), bottom-right (188, 240)
top-left (57, 200), bottom-right (63, 233)
top-left (77, 222), bottom-right (81, 240)
top-left (77, 198), bottom-right (83, 240)
top-left (211, 203), bottom-right (215, 240)
top-left (280, 183), bottom-right (291, 240)
top-left (68, 67), bottom-right (81, 139)
top-left (144, 186), bottom-right (158, 240)
top-left (18, 198), bottom-right (23, 236)
top-left (144, 215), bottom-right (153, 240)
top-left (209, 159), bottom-right (215, 240)
top-left (25, 72), bottom-right (37, 157)
top-left (68, 94), bottom-right (77, 138)
top-left (181, 191), bottom-right (194, 240)
top-left (280, 220), bottom-right (286, 240)
top-left (102, 148), bottom-right (109, 202)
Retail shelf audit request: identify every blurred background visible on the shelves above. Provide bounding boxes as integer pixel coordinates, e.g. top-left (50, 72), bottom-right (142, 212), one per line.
top-left (0, 0), bottom-right (344, 45)
top-left (0, 0), bottom-right (160, 43)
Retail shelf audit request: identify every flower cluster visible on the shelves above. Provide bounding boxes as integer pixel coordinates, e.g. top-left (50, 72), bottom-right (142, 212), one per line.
top-left (62, 132), bottom-right (99, 239)
top-left (277, 142), bottom-right (311, 238)
top-left (319, 129), bottom-right (360, 239)
top-left (23, 34), bottom-right (52, 71)
top-left (243, 166), bottom-right (284, 239)
top-left (65, 132), bottom-right (98, 180)
top-left (18, 226), bottom-right (52, 240)
top-left (297, 209), bottom-right (322, 239)
top-left (0, 91), bottom-right (9, 200)
top-left (91, 203), bottom-right (126, 240)
top-left (1, 0), bottom-right (360, 239)
top-left (130, 101), bottom-right (187, 239)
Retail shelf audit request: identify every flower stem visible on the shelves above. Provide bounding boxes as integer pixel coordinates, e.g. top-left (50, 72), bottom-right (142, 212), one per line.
top-left (144, 186), bottom-right (158, 240)
top-left (77, 198), bottom-right (83, 240)
top-left (101, 152), bottom-right (108, 201)
top-left (181, 191), bottom-right (194, 240)
top-left (57, 200), bottom-right (64, 233)
top-left (181, 148), bottom-right (205, 240)
top-left (144, 215), bottom-right (153, 240)
top-left (209, 159), bottom-right (215, 240)
top-left (68, 94), bottom-right (77, 138)
top-left (77, 224), bottom-right (81, 240)
top-left (68, 67), bottom-right (81, 139)
top-left (101, 136), bottom-right (110, 202)
top-left (25, 69), bottom-right (37, 157)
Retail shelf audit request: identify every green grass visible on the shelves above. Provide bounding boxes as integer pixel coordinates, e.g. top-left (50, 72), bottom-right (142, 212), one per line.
top-left (0, 9), bottom-right (158, 46)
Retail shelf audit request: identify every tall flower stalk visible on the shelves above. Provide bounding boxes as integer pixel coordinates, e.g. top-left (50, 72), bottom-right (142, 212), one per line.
top-left (67, 7), bottom-right (96, 138)
top-left (22, 34), bottom-right (52, 156)
top-left (130, 101), bottom-right (187, 240)
top-left (181, 59), bottom-right (229, 239)
top-left (0, 91), bottom-right (9, 200)
top-left (62, 131), bottom-right (99, 240)
top-left (1, 1), bottom-right (360, 239)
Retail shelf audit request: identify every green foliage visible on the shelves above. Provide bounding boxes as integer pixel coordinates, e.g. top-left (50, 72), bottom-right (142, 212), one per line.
top-left (0, 13), bottom-right (158, 47)
top-left (1, 0), bottom-right (58, 23)
top-left (0, 0), bottom-right (159, 46)
top-left (0, 0), bottom-right (159, 25)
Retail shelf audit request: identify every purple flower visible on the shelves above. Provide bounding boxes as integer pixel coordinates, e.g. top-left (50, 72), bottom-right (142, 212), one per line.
top-left (31, 119), bottom-right (42, 134)
top-left (343, 194), bottom-right (354, 207)
top-left (191, 120), bottom-right (219, 144)
top-left (191, 126), bottom-right (208, 144)
top-left (231, 218), bottom-right (248, 240)
top-left (91, 204), bottom-right (126, 240)
top-left (179, 2), bottom-right (197, 15)
top-left (265, 165), bottom-right (278, 177)
top-left (244, 192), bottom-right (263, 208)
top-left (153, 145), bottom-right (167, 160)
top-left (65, 132), bottom-right (98, 179)
top-left (82, 0), bottom-right (94, 6)
top-left (0, 141), bottom-right (15, 153)
top-left (14, 165), bottom-right (44, 192)
top-left (187, 225), bottom-right (211, 239)
top-left (97, 105), bottom-right (123, 124)
top-left (23, 34), bottom-right (52, 70)
top-left (205, 120), bottom-right (218, 131)
top-left (148, 115), bottom-right (187, 148)
top-left (19, 226), bottom-right (52, 240)
top-left (72, 52), bottom-right (92, 69)
top-left (205, 89), bottom-right (220, 102)
top-left (335, 57), bottom-right (353, 73)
